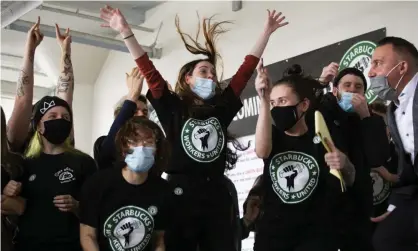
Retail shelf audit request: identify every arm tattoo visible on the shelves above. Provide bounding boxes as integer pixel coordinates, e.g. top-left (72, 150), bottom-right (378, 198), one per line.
top-left (56, 53), bottom-right (74, 94)
top-left (16, 70), bottom-right (29, 97)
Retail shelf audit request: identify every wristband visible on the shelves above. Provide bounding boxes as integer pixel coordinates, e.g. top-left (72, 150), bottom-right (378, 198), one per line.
top-left (123, 34), bottom-right (134, 40)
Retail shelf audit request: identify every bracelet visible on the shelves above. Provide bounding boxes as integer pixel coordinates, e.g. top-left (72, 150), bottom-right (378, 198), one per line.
top-left (123, 34), bottom-right (135, 40)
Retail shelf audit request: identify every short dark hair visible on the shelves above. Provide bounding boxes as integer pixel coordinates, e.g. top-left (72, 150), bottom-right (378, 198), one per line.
top-left (274, 64), bottom-right (323, 103)
top-left (115, 116), bottom-right (170, 176)
top-left (114, 95), bottom-right (148, 118)
top-left (333, 67), bottom-right (367, 92)
top-left (369, 101), bottom-right (388, 115)
top-left (378, 37), bottom-right (418, 66)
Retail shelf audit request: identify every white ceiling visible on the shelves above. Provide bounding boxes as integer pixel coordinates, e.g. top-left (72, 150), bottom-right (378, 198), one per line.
top-left (1, 1), bottom-right (163, 101)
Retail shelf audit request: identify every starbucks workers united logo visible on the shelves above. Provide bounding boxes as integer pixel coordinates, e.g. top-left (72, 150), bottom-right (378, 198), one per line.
top-left (269, 151), bottom-right (320, 204)
top-left (370, 170), bottom-right (391, 205)
top-left (104, 206), bottom-right (154, 251)
top-left (181, 117), bottom-right (225, 163)
top-left (339, 41), bottom-right (377, 104)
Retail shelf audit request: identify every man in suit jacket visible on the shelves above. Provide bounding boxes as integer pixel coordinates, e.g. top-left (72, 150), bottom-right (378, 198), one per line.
top-left (368, 36), bottom-right (418, 251)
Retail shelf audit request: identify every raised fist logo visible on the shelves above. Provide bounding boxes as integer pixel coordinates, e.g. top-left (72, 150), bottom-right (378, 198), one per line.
top-left (194, 127), bottom-right (211, 150)
top-left (120, 222), bottom-right (134, 247)
top-left (279, 164), bottom-right (303, 191)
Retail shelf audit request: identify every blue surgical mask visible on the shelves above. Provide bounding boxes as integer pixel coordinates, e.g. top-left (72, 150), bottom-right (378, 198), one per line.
top-left (191, 77), bottom-right (216, 100)
top-left (124, 146), bottom-right (155, 173)
top-left (337, 91), bottom-right (355, 113)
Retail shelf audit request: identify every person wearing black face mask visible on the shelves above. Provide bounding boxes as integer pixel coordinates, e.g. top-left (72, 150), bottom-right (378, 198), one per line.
top-left (93, 68), bottom-right (151, 171)
top-left (14, 96), bottom-right (97, 251)
top-left (254, 62), bottom-right (356, 251)
top-left (315, 64), bottom-right (390, 251)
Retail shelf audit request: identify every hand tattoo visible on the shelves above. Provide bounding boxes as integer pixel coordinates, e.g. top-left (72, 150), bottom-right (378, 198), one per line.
top-left (16, 70), bottom-right (29, 97)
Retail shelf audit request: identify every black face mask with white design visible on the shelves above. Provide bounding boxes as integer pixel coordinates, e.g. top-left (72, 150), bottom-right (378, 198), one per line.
top-left (42, 119), bottom-right (72, 145)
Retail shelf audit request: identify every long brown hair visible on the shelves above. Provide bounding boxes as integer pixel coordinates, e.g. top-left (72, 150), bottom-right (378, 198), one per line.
top-left (174, 13), bottom-right (231, 104)
top-left (1, 107), bottom-right (23, 179)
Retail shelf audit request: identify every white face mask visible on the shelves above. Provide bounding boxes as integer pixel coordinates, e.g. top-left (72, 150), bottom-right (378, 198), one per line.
top-left (191, 77), bottom-right (216, 100)
top-left (369, 62), bottom-right (405, 101)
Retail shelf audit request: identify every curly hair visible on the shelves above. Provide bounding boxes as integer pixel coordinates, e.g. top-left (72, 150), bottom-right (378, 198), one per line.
top-left (115, 116), bottom-right (170, 176)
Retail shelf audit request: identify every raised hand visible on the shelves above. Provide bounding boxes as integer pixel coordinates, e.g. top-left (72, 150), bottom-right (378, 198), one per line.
top-left (3, 180), bottom-right (22, 197)
top-left (126, 67), bottom-right (144, 99)
top-left (263, 10), bottom-right (289, 35)
top-left (255, 58), bottom-right (271, 99)
top-left (26, 16), bottom-right (44, 51)
top-left (100, 5), bottom-right (130, 34)
top-left (351, 93), bottom-right (371, 119)
top-left (55, 24), bottom-right (72, 54)
top-left (319, 62), bottom-right (339, 84)
top-left (53, 194), bottom-right (79, 213)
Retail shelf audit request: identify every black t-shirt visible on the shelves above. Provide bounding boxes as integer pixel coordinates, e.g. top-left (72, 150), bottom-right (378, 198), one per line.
top-left (1, 166), bottom-right (11, 192)
top-left (258, 126), bottom-right (342, 241)
top-left (146, 85), bottom-right (242, 176)
top-left (80, 167), bottom-right (171, 251)
top-left (372, 142), bottom-right (398, 217)
top-left (17, 151), bottom-right (97, 247)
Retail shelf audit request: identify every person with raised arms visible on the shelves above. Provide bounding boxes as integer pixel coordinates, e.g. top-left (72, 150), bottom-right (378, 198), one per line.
top-left (99, 5), bottom-right (288, 251)
top-left (254, 62), bottom-right (356, 251)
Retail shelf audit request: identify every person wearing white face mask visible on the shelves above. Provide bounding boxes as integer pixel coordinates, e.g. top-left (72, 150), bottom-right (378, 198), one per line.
top-left (79, 117), bottom-right (171, 251)
top-left (315, 65), bottom-right (390, 251)
top-left (368, 37), bottom-right (418, 251)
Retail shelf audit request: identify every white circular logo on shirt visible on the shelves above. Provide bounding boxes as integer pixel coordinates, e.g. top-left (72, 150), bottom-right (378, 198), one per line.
top-left (181, 118), bottom-right (225, 163)
top-left (269, 151), bottom-right (320, 204)
top-left (28, 174), bottom-right (36, 181)
top-left (174, 187), bottom-right (183, 196)
top-left (147, 206), bottom-right (158, 216)
top-left (371, 170), bottom-right (391, 205)
top-left (313, 136), bottom-right (321, 144)
top-left (104, 206), bottom-right (154, 251)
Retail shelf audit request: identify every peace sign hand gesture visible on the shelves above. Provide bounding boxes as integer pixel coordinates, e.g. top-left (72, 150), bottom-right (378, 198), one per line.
top-left (55, 24), bottom-right (72, 54)
top-left (264, 10), bottom-right (289, 35)
top-left (100, 5), bottom-right (131, 34)
top-left (26, 16), bottom-right (44, 51)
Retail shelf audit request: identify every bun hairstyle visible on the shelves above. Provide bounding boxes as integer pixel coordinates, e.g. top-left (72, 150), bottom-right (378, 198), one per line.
top-left (283, 64), bottom-right (304, 77)
top-left (174, 13), bottom-right (231, 104)
top-left (273, 64), bottom-right (323, 103)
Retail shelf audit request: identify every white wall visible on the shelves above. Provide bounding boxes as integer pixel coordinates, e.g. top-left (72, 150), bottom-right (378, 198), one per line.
top-left (91, 1), bottom-right (418, 147)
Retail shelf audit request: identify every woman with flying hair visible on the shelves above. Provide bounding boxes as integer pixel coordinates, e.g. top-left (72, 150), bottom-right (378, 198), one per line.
top-left (79, 117), bottom-right (172, 251)
top-left (99, 5), bottom-right (288, 250)
top-left (14, 95), bottom-right (97, 251)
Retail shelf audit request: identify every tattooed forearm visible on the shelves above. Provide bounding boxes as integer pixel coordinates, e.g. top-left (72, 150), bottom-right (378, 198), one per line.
top-left (56, 53), bottom-right (74, 94)
top-left (57, 75), bottom-right (73, 93)
top-left (16, 70), bottom-right (29, 97)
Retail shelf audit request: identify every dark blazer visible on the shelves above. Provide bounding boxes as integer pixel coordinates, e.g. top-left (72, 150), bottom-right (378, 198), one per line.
top-left (387, 78), bottom-right (418, 205)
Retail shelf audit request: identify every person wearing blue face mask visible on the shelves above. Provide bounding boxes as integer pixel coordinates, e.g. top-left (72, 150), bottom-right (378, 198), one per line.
top-left (367, 37), bottom-right (418, 251)
top-left (314, 65), bottom-right (390, 251)
top-left (98, 5), bottom-right (290, 251)
top-left (80, 117), bottom-right (172, 251)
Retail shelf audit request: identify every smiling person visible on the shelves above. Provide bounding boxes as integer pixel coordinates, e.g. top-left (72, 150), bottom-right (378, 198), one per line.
top-left (254, 63), bottom-right (355, 251)
top-left (99, 5), bottom-right (288, 251)
top-left (80, 117), bottom-right (171, 251)
top-left (368, 37), bottom-right (418, 251)
top-left (315, 64), bottom-right (390, 251)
